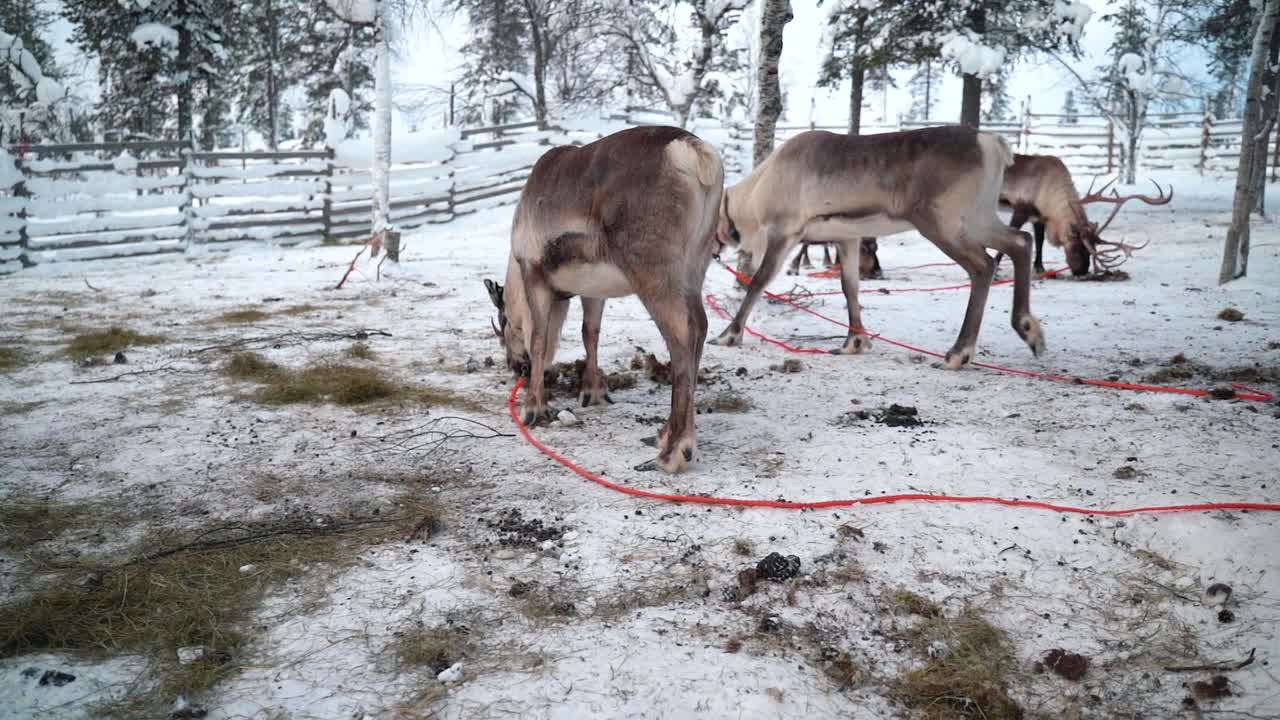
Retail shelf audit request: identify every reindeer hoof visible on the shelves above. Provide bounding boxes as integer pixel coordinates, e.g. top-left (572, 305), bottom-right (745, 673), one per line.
top-left (520, 407), bottom-right (557, 427)
top-left (640, 435), bottom-right (658, 448)
top-left (634, 459), bottom-right (661, 472)
top-left (944, 348), bottom-right (973, 370)
top-left (579, 388), bottom-right (612, 407)
top-left (710, 330), bottom-right (741, 347)
top-left (1016, 316), bottom-right (1045, 357)
top-left (831, 335), bottom-right (871, 355)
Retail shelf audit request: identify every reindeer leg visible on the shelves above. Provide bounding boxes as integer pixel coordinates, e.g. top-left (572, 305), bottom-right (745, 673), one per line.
top-left (993, 211), bottom-right (1029, 273)
top-left (711, 232), bottom-right (789, 347)
top-left (635, 292), bottom-right (705, 473)
top-left (831, 237), bottom-right (872, 355)
top-left (786, 244), bottom-right (805, 276)
top-left (822, 243), bottom-right (835, 268)
top-left (989, 227), bottom-right (1045, 356)
top-left (519, 270), bottom-right (559, 426)
top-left (578, 297), bottom-right (611, 407)
top-left (861, 238), bottom-right (882, 279)
top-left (1032, 222), bottom-right (1046, 275)
top-left (918, 216), bottom-right (995, 369)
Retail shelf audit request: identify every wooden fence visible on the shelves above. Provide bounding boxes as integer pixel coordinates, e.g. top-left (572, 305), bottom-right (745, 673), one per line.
top-left (1, 109), bottom-right (1273, 275)
top-left (762, 111), bottom-right (1280, 178)
top-left (0, 120), bottom-right (593, 273)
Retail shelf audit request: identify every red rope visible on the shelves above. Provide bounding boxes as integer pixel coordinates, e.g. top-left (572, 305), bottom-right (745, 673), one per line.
top-left (508, 379), bottom-right (1280, 515)
top-left (715, 266), bottom-right (1273, 403)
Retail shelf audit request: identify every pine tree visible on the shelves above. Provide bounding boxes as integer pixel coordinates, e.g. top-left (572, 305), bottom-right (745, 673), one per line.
top-left (1060, 89), bottom-right (1079, 124)
top-left (62, 0), bottom-right (232, 143)
top-left (1, 0), bottom-right (58, 104)
top-left (453, 0), bottom-right (528, 124)
top-left (818, 0), bottom-right (933, 134)
top-left (293, 10), bottom-right (377, 143)
top-left (905, 61), bottom-right (935, 121)
top-left (981, 68), bottom-right (1013, 122)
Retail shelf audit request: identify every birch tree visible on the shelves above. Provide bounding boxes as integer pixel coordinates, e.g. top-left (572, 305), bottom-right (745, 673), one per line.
top-left (752, 0), bottom-right (792, 166)
top-left (1220, 0), bottom-right (1280, 283)
top-left (608, 0), bottom-right (749, 127)
top-left (326, 0), bottom-right (396, 260)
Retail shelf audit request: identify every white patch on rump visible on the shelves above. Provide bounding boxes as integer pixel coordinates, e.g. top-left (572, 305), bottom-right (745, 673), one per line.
top-left (547, 262), bottom-right (633, 298)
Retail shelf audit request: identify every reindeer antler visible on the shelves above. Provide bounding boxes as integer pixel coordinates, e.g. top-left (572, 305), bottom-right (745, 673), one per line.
top-left (1087, 180), bottom-right (1174, 233)
top-left (1080, 174), bottom-right (1119, 203)
top-left (1082, 234), bottom-right (1150, 271)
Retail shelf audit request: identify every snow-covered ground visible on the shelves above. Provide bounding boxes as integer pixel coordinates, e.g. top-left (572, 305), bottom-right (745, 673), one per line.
top-left (1, 171), bottom-right (1278, 719)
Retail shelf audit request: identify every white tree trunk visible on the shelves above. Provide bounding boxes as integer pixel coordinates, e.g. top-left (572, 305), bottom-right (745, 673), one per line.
top-left (371, 1), bottom-right (394, 259)
top-left (1221, 0), bottom-right (1280, 283)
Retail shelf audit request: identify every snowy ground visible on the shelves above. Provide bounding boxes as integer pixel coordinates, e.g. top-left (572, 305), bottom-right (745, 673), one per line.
top-left (2, 172), bottom-right (1279, 719)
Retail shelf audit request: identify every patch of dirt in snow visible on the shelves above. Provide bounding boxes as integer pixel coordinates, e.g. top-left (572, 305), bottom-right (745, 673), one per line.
top-left (1, 175), bottom-right (1278, 719)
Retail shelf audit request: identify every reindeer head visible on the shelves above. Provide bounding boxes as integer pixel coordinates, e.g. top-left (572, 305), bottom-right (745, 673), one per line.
top-left (1076, 177), bottom-right (1171, 274)
top-left (1064, 223), bottom-right (1095, 276)
top-left (484, 277), bottom-right (530, 378)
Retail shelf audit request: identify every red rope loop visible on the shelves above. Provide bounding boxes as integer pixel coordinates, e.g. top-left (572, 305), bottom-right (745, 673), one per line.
top-left (508, 379), bottom-right (1280, 515)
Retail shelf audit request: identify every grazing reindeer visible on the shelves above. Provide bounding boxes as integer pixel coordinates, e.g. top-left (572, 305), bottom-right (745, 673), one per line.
top-left (484, 125), bottom-right (724, 473)
top-left (713, 126), bottom-right (1043, 369)
top-left (786, 238), bottom-right (883, 279)
top-left (990, 155), bottom-right (1169, 275)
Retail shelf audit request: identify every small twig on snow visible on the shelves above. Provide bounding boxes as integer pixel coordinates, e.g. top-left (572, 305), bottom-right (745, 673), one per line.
top-left (83, 277), bottom-right (103, 292)
top-left (1164, 648), bottom-right (1257, 673)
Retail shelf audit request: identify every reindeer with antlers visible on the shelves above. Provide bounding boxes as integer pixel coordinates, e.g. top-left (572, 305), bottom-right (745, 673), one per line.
top-left (992, 154), bottom-right (1171, 275)
top-left (485, 126), bottom-right (724, 473)
top-left (714, 125), bottom-right (1043, 368)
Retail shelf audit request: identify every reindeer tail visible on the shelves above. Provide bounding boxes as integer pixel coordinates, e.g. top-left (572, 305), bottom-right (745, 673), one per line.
top-left (674, 136), bottom-right (725, 190)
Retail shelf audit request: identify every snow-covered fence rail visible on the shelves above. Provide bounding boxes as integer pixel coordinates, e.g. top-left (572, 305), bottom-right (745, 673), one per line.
top-left (1017, 112), bottom-right (1280, 178)
top-left (0, 119), bottom-right (623, 272)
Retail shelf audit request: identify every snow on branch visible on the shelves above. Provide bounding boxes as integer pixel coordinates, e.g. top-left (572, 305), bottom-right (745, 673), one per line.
top-left (325, 0), bottom-right (379, 24)
top-left (130, 22), bottom-right (179, 51)
top-left (1, 29), bottom-right (65, 106)
top-left (941, 33), bottom-right (1005, 79)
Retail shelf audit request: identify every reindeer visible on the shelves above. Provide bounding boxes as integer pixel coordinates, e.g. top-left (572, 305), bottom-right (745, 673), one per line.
top-left (713, 126), bottom-right (1042, 368)
top-left (484, 125), bottom-right (724, 474)
top-left (785, 238), bottom-right (883, 279)
top-left (991, 154), bottom-right (1169, 275)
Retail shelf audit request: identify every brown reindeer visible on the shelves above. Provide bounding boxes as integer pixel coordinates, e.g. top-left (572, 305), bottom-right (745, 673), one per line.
top-left (713, 126), bottom-right (1042, 368)
top-left (484, 125), bottom-right (724, 473)
top-left (992, 154), bottom-right (1169, 275)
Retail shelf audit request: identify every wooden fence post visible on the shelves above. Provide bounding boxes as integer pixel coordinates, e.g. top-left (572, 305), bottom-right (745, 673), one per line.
top-left (1106, 121), bottom-right (1115, 174)
top-left (180, 140), bottom-right (195, 252)
top-left (1272, 122), bottom-right (1280, 182)
top-left (322, 147), bottom-right (334, 241)
top-left (1200, 101), bottom-right (1212, 176)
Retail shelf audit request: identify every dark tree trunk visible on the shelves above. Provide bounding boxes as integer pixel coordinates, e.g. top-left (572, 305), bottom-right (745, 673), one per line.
top-left (176, 0), bottom-right (193, 144)
top-left (959, 6), bottom-right (984, 129)
top-left (266, 0), bottom-right (279, 149)
top-left (961, 75), bottom-right (982, 129)
top-left (752, 0), bottom-right (791, 166)
top-left (848, 60), bottom-right (865, 135)
top-left (523, 0), bottom-right (549, 126)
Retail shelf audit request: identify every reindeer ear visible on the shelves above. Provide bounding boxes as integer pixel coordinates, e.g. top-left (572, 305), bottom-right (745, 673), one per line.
top-left (484, 279), bottom-right (504, 308)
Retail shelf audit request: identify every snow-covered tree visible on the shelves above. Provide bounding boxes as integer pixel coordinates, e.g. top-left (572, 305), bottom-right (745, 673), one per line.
top-left (453, 0), bottom-right (528, 124)
top-left (607, 0), bottom-right (749, 127)
top-left (1060, 88), bottom-right (1079, 124)
top-left (1, 0), bottom-right (59, 107)
top-left (818, 0), bottom-right (933, 134)
top-left (753, 0), bottom-right (792, 165)
top-left (904, 61), bottom-right (936, 122)
top-left (902, 0), bottom-right (1091, 128)
top-left (61, 0), bottom-right (232, 143)
top-left (981, 67), bottom-right (1013, 121)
